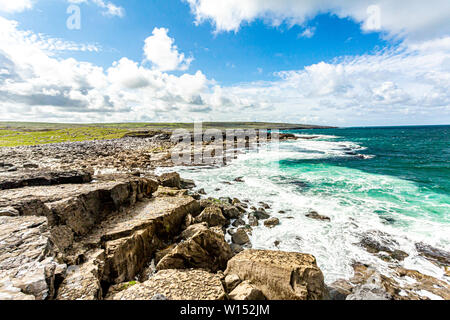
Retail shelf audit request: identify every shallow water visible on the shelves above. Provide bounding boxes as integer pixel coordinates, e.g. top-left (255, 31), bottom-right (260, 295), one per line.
top-left (160, 125), bottom-right (450, 284)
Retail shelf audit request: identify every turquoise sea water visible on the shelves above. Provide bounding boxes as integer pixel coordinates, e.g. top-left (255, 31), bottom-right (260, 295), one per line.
top-left (164, 126), bottom-right (450, 285)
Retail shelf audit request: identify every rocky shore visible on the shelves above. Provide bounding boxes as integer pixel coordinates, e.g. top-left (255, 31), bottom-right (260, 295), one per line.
top-left (0, 132), bottom-right (448, 300)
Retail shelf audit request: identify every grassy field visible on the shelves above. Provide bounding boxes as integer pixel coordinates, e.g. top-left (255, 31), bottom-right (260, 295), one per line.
top-left (0, 121), bottom-right (331, 147)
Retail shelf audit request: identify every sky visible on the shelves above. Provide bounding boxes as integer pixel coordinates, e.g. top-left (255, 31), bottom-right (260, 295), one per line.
top-left (0, 0), bottom-right (449, 126)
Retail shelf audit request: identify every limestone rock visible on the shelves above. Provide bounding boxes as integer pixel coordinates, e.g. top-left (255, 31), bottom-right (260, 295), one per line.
top-left (158, 172), bottom-right (181, 189)
top-left (225, 250), bottom-right (327, 300)
top-left (253, 210), bottom-right (270, 220)
top-left (111, 269), bottom-right (226, 300)
top-left (194, 206), bottom-right (228, 227)
top-left (229, 281), bottom-right (266, 300)
top-left (0, 169), bottom-right (93, 190)
top-left (222, 204), bottom-right (241, 219)
top-left (56, 250), bottom-right (105, 300)
top-left (156, 229), bottom-right (233, 272)
top-left (415, 242), bottom-right (450, 267)
top-left (231, 228), bottom-right (250, 245)
top-left (305, 210), bottom-right (330, 222)
top-left (0, 216), bottom-right (64, 300)
top-left (264, 217), bottom-right (280, 228)
top-left (346, 273), bottom-right (392, 300)
top-left (180, 178), bottom-right (196, 189)
top-left (224, 274), bottom-right (241, 292)
top-left (180, 223), bottom-right (209, 240)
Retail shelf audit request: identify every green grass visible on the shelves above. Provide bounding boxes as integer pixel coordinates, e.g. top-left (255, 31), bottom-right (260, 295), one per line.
top-left (0, 121), bottom-right (333, 147)
top-left (0, 127), bottom-right (128, 147)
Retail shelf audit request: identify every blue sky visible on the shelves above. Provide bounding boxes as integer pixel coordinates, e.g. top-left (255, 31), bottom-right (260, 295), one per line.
top-left (12, 0), bottom-right (392, 84)
top-left (0, 0), bottom-right (449, 126)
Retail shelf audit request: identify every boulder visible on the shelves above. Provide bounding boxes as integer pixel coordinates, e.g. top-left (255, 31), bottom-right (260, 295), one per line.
top-left (222, 204), bottom-right (241, 219)
top-left (156, 229), bottom-right (233, 272)
top-left (111, 269), bottom-right (226, 300)
top-left (229, 281), bottom-right (266, 300)
top-left (305, 210), bottom-right (330, 222)
top-left (232, 218), bottom-right (246, 227)
top-left (180, 178), bottom-right (195, 189)
top-left (327, 280), bottom-right (353, 300)
top-left (158, 172), bottom-right (181, 189)
top-left (232, 228), bottom-right (250, 245)
top-left (194, 206), bottom-right (228, 227)
top-left (230, 244), bottom-right (244, 255)
top-left (248, 214), bottom-right (259, 226)
top-left (180, 223), bottom-right (209, 240)
top-left (225, 250), bottom-right (327, 300)
top-left (253, 210), bottom-right (270, 220)
top-left (264, 217), bottom-right (280, 228)
top-left (224, 274), bottom-right (241, 292)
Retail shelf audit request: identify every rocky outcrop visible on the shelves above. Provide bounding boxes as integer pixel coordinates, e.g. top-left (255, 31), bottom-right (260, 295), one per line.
top-left (0, 169), bottom-right (93, 190)
top-left (56, 250), bottom-right (104, 300)
top-left (194, 206), bottom-right (228, 227)
top-left (415, 242), bottom-right (450, 267)
top-left (337, 263), bottom-right (450, 300)
top-left (158, 172), bottom-right (181, 189)
top-left (229, 281), bottom-right (266, 300)
top-left (359, 230), bottom-right (408, 262)
top-left (0, 216), bottom-right (66, 300)
top-left (225, 250), bottom-right (327, 300)
top-left (110, 269), bottom-right (226, 300)
top-left (156, 228), bottom-right (233, 272)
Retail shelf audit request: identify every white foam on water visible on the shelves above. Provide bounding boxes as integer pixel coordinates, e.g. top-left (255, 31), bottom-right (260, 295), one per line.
top-left (158, 135), bottom-right (450, 285)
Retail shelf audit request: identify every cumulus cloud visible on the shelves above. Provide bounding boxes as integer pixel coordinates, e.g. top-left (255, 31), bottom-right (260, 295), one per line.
top-left (0, 15), bottom-right (449, 126)
top-left (143, 28), bottom-right (193, 72)
top-left (0, 17), bottom-right (213, 123)
top-left (0, 0), bottom-right (33, 13)
top-left (185, 0), bottom-right (450, 41)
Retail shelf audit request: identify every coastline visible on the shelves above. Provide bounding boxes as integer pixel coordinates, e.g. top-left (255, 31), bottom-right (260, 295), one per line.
top-left (0, 128), bottom-right (448, 300)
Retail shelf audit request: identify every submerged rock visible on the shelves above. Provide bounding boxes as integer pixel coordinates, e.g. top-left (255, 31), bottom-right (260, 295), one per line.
top-left (359, 230), bottom-right (409, 262)
top-left (415, 242), bottom-right (450, 267)
top-left (305, 210), bottom-right (331, 222)
top-left (264, 217), bottom-right (280, 228)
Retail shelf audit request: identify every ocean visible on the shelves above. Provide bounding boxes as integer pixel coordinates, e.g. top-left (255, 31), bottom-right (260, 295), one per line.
top-left (165, 125), bottom-right (450, 284)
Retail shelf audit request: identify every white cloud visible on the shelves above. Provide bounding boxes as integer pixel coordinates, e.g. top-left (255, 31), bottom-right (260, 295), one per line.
top-left (0, 0), bottom-right (33, 13)
top-left (143, 27), bottom-right (193, 72)
top-left (0, 16), bottom-right (449, 126)
top-left (68, 0), bottom-right (124, 17)
top-left (299, 27), bottom-right (315, 39)
top-left (185, 0), bottom-right (450, 41)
